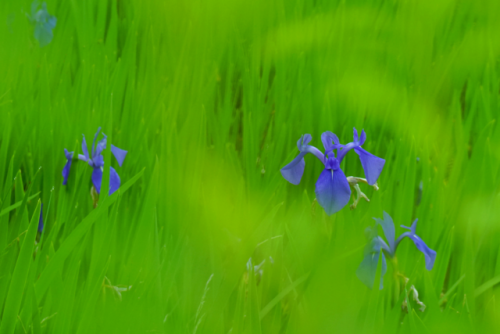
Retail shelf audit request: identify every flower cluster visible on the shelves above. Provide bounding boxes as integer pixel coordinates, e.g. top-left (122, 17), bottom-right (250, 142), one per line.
top-left (356, 212), bottom-right (437, 289)
top-left (63, 127), bottom-right (128, 196)
top-left (280, 128), bottom-right (437, 292)
top-left (280, 128), bottom-right (385, 215)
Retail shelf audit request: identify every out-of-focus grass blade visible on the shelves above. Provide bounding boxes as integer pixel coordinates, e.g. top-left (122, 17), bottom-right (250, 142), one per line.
top-left (412, 309), bottom-right (430, 333)
top-left (34, 168), bottom-right (144, 299)
top-left (0, 200), bottom-right (41, 334)
top-left (463, 226), bottom-right (476, 318)
top-left (363, 251), bottom-right (384, 332)
top-left (440, 274), bottom-right (465, 305)
top-left (31, 285), bottom-right (42, 334)
top-left (0, 153), bottom-right (15, 250)
top-left (13, 170), bottom-right (30, 235)
top-left (0, 193), bottom-right (41, 217)
top-left (474, 275), bottom-right (500, 298)
top-left (434, 226), bottom-right (454, 295)
top-left (259, 273), bottom-right (308, 320)
top-left (75, 257), bottom-right (111, 334)
top-left (233, 260), bottom-right (262, 334)
top-left (56, 260), bottom-right (81, 333)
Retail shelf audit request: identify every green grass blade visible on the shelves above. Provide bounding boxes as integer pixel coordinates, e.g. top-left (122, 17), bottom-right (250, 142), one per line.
top-left (0, 201), bottom-right (41, 334)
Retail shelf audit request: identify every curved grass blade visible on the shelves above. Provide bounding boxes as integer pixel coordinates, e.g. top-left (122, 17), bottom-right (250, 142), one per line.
top-left (0, 201), bottom-right (41, 334)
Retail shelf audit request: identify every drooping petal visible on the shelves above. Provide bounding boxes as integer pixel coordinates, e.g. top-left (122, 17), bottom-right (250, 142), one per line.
top-left (111, 145), bottom-right (128, 167)
top-left (356, 237), bottom-right (387, 290)
top-left (375, 211), bottom-right (396, 254)
top-left (38, 203), bottom-right (44, 233)
top-left (406, 234), bottom-right (437, 270)
top-left (109, 167), bottom-right (121, 195)
top-left (62, 149), bottom-right (74, 185)
top-left (280, 152), bottom-right (306, 185)
top-left (296, 134), bottom-right (312, 150)
top-left (354, 147), bottom-right (385, 185)
top-left (314, 167), bottom-right (351, 215)
top-left (282, 135), bottom-right (327, 185)
top-left (321, 131), bottom-right (340, 153)
top-left (400, 219), bottom-right (437, 270)
top-left (91, 168), bottom-right (103, 194)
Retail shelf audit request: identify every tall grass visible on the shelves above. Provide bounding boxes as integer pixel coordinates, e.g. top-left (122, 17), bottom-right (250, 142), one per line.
top-left (1, 0), bottom-right (500, 332)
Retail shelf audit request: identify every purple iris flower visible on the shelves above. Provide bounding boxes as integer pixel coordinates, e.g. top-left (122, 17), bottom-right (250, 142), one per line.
top-left (28, 1), bottom-right (56, 47)
top-left (74, 127), bottom-right (127, 195)
top-left (280, 128), bottom-right (385, 215)
top-left (356, 212), bottom-right (437, 290)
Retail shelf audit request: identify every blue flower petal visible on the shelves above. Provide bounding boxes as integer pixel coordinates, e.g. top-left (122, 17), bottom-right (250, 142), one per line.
top-left (356, 237), bottom-right (387, 290)
top-left (401, 219), bottom-right (437, 270)
top-left (375, 211), bottom-right (396, 254)
top-left (62, 149), bottom-right (73, 185)
top-left (111, 145), bottom-right (128, 167)
top-left (336, 142), bottom-right (357, 164)
top-left (354, 147), bottom-right (385, 185)
top-left (280, 151), bottom-right (306, 185)
top-left (281, 134), bottom-right (325, 185)
top-left (81, 134), bottom-right (90, 162)
top-left (297, 134), bottom-right (312, 149)
top-left (321, 131), bottom-right (340, 153)
top-left (109, 167), bottom-right (121, 195)
top-left (314, 167), bottom-right (351, 215)
top-left (94, 135), bottom-right (107, 160)
top-left (353, 128), bottom-right (367, 146)
top-left (38, 203), bottom-right (44, 233)
top-left (92, 168), bottom-right (103, 194)
top-left (46, 14), bottom-right (56, 30)
top-left (34, 22), bottom-right (54, 47)
top-left (93, 154), bottom-right (104, 168)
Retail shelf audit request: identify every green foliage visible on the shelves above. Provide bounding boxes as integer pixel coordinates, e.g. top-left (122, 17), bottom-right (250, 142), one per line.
top-left (1, 0), bottom-right (500, 332)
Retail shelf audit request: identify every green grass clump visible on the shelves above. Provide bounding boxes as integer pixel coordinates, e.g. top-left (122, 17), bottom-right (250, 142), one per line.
top-left (1, 0), bottom-right (500, 332)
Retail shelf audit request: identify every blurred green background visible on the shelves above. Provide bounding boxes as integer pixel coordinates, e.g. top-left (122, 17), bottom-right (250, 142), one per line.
top-left (1, 0), bottom-right (500, 333)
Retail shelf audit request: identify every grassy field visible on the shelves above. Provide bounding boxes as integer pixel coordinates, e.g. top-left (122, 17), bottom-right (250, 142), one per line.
top-left (1, 0), bottom-right (500, 333)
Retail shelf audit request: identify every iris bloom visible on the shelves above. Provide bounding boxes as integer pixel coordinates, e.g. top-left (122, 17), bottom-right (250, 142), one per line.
top-left (28, 1), bottom-right (56, 47)
top-left (77, 127), bottom-right (127, 195)
top-left (280, 128), bottom-right (385, 215)
top-left (356, 212), bottom-right (437, 289)
top-left (62, 127), bottom-right (127, 195)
